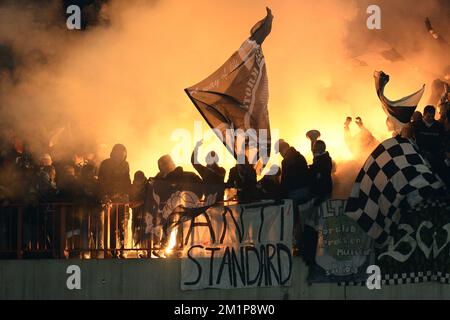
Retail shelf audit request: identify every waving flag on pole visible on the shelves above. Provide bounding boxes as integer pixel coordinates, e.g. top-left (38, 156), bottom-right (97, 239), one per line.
top-left (374, 71), bottom-right (425, 134)
top-left (185, 8), bottom-right (273, 172)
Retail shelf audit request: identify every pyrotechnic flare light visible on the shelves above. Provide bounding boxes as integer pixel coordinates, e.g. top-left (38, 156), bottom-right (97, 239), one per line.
top-left (164, 228), bottom-right (178, 257)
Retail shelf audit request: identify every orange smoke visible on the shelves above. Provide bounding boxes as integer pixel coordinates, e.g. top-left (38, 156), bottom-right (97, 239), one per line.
top-left (0, 0), bottom-right (446, 179)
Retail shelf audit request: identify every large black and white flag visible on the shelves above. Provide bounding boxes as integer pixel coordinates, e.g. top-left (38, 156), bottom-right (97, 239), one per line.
top-left (185, 8), bottom-right (273, 171)
top-left (374, 71), bottom-right (425, 134)
top-left (345, 136), bottom-right (445, 245)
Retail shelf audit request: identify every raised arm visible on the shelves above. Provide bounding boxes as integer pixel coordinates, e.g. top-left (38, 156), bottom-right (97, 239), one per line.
top-left (191, 139), bottom-right (209, 177)
top-left (191, 139), bottom-right (202, 167)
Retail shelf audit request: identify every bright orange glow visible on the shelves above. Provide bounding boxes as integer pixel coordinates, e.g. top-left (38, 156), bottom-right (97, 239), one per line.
top-left (0, 0), bottom-right (444, 180)
top-left (164, 228), bottom-right (178, 257)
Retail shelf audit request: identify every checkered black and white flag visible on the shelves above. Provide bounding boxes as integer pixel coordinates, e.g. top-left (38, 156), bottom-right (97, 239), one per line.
top-left (345, 136), bottom-right (445, 245)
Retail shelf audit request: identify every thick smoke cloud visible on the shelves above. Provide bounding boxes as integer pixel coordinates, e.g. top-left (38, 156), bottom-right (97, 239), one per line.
top-left (345, 0), bottom-right (449, 78)
top-left (0, 0), bottom-right (448, 197)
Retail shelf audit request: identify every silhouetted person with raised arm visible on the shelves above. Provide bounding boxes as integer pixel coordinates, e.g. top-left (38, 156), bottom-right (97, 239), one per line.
top-left (191, 139), bottom-right (226, 203)
top-left (344, 116), bottom-right (378, 157)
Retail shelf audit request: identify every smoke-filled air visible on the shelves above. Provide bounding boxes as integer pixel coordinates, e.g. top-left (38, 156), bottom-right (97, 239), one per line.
top-left (0, 0), bottom-right (448, 198)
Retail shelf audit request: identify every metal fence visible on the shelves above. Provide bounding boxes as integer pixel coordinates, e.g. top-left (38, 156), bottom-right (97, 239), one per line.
top-left (0, 202), bottom-right (182, 259)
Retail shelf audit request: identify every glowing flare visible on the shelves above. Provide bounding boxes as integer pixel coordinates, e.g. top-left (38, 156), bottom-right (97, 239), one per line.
top-left (164, 228), bottom-right (178, 256)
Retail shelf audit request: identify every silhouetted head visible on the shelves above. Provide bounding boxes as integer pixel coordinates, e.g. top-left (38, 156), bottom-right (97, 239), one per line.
top-left (411, 111), bottom-right (422, 122)
top-left (63, 165), bottom-right (76, 178)
top-left (313, 140), bottom-right (326, 156)
top-left (205, 151), bottom-right (219, 166)
top-left (110, 144), bottom-right (127, 163)
top-left (42, 165), bottom-right (56, 182)
top-left (401, 124), bottom-right (415, 141)
top-left (386, 117), bottom-right (395, 132)
top-left (275, 139), bottom-right (290, 157)
top-left (158, 154), bottom-right (176, 178)
top-left (423, 105), bottom-right (436, 124)
top-left (133, 170), bottom-right (147, 184)
top-left (39, 153), bottom-right (52, 167)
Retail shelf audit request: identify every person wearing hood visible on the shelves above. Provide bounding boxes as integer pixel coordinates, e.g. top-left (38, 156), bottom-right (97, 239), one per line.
top-left (300, 140), bottom-right (333, 267)
top-left (98, 144), bottom-right (131, 258)
top-left (309, 140), bottom-right (333, 206)
top-left (276, 139), bottom-right (311, 201)
top-left (98, 144), bottom-right (131, 199)
top-left (276, 139), bottom-right (311, 257)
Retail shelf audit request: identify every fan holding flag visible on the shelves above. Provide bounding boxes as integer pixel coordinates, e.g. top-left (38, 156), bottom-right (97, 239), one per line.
top-left (185, 7), bottom-right (273, 175)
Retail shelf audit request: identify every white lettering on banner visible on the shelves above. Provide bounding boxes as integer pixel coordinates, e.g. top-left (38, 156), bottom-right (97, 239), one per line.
top-left (378, 222), bottom-right (450, 262)
top-left (181, 200), bottom-right (293, 290)
top-left (313, 200), bottom-right (373, 278)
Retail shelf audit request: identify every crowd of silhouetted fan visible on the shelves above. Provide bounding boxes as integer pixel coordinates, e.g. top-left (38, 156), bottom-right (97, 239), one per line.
top-left (0, 103), bottom-right (449, 259)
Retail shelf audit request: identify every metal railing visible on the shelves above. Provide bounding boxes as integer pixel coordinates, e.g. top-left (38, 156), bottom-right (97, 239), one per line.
top-left (0, 202), bottom-right (182, 259)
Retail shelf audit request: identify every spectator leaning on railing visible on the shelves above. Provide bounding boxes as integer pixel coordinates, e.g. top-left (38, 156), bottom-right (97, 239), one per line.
top-left (98, 144), bottom-right (131, 258)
